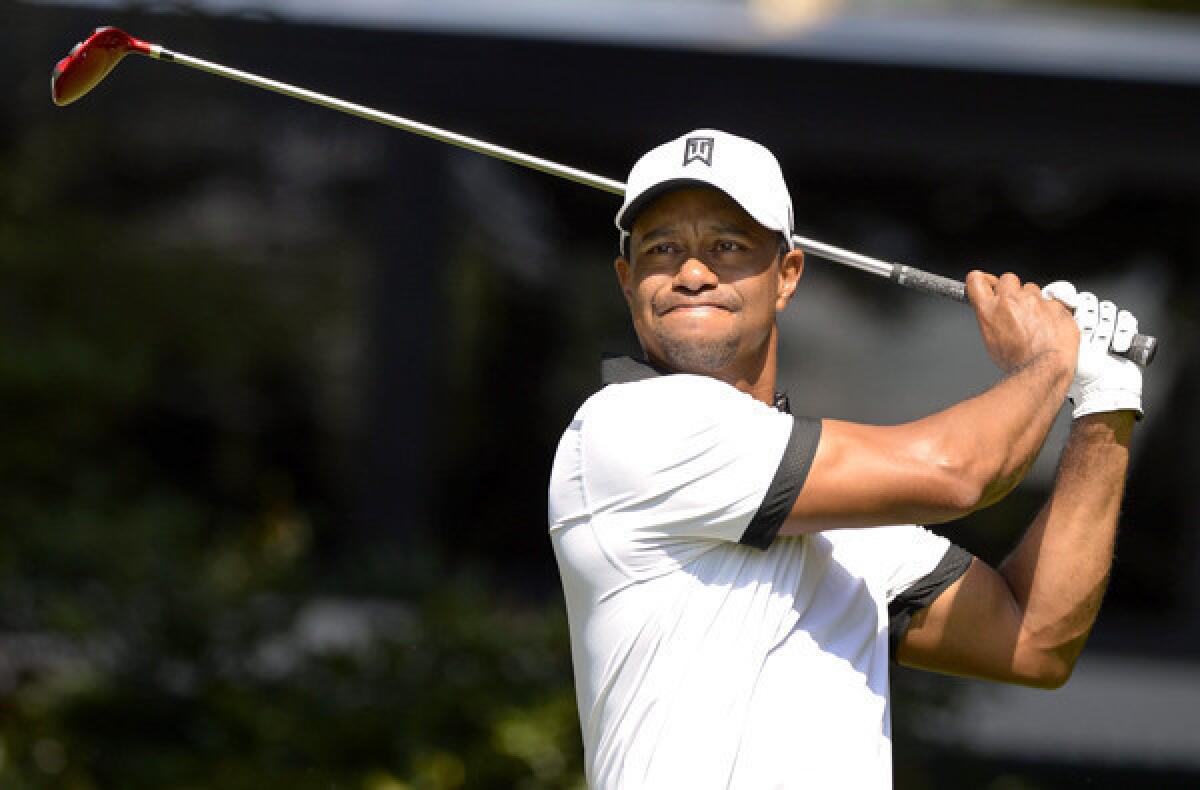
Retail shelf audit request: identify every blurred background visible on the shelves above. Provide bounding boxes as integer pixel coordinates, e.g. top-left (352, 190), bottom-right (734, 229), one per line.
top-left (5, 0), bottom-right (1200, 787)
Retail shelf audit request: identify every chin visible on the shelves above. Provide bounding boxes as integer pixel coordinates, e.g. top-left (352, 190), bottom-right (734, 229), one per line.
top-left (652, 331), bottom-right (740, 374)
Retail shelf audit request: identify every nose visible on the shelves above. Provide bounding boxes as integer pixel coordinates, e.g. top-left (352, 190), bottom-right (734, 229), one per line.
top-left (674, 256), bottom-right (718, 293)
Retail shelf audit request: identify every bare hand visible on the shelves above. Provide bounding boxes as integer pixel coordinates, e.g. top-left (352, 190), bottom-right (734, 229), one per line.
top-left (966, 271), bottom-right (1079, 374)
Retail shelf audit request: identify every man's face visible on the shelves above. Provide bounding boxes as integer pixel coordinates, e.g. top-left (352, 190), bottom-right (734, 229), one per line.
top-left (615, 187), bottom-right (804, 377)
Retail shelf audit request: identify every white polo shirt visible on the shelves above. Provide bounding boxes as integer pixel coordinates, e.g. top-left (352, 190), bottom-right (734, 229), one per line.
top-left (548, 357), bottom-right (971, 789)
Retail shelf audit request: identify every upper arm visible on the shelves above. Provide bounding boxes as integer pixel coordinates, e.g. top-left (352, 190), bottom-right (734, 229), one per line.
top-left (895, 557), bottom-right (1070, 689)
top-left (779, 419), bottom-right (983, 537)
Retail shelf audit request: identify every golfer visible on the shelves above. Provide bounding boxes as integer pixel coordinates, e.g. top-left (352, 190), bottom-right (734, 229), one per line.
top-left (548, 129), bottom-right (1143, 789)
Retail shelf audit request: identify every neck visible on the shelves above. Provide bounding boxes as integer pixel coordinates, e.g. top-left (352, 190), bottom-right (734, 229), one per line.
top-left (724, 333), bottom-right (778, 406)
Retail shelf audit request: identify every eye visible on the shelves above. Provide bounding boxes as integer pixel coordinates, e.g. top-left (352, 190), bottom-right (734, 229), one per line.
top-left (643, 242), bottom-right (680, 257)
top-left (713, 239), bottom-right (746, 253)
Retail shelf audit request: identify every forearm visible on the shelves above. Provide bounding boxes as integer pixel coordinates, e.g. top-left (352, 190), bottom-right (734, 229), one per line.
top-left (998, 412), bottom-right (1134, 671)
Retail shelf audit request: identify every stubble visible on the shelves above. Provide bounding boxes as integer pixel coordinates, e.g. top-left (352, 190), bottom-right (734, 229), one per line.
top-left (651, 323), bottom-right (740, 375)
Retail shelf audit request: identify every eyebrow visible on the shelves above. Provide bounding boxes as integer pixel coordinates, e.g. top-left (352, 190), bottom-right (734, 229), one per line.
top-left (709, 224), bottom-right (754, 237)
top-left (636, 223), bottom-right (756, 244)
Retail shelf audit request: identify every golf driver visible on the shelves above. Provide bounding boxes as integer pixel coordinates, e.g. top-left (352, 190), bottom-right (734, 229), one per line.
top-left (52, 26), bottom-right (1157, 366)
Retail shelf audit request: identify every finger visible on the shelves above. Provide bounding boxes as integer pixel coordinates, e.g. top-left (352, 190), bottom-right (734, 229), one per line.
top-left (1112, 309), bottom-right (1138, 354)
top-left (1041, 280), bottom-right (1078, 308)
top-left (1095, 300), bottom-right (1117, 350)
top-left (965, 270), bottom-right (996, 308)
top-left (1075, 291), bottom-right (1099, 337)
top-left (998, 272), bottom-right (1021, 293)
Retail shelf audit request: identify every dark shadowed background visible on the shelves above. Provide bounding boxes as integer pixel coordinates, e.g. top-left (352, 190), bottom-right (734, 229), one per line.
top-left (5, 0), bottom-right (1200, 787)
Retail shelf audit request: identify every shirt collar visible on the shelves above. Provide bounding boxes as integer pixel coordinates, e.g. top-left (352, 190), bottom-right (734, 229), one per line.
top-left (600, 355), bottom-right (792, 414)
top-left (601, 354), bottom-right (670, 385)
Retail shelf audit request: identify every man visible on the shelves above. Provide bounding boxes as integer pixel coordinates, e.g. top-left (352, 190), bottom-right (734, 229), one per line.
top-left (548, 129), bottom-right (1143, 788)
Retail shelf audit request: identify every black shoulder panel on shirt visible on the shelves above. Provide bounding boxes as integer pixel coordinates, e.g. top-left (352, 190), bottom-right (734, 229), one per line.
top-left (888, 545), bottom-right (974, 661)
top-left (739, 416), bottom-right (822, 550)
top-left (600, 355), bottom-right (671, 386)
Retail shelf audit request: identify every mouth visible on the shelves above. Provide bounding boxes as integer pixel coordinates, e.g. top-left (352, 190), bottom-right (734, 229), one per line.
top-left (659, 302), bottom-right (734, 316)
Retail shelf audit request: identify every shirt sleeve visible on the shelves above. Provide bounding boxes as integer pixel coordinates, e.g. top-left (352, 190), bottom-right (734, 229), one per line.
top-left (867, 525), bottom-right (973, 660)
top-left (577, 375), bottom-right (819, 573)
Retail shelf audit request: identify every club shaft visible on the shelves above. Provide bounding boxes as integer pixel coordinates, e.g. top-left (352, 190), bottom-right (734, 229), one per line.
top-left (790, 234), bottom-right (893, 278)
top-left (148, 47), bottom-right (626, 196)
top-left (140, 44), bottom-right (1156, 366)
top-left (153, 46), bottom-right (898, 280)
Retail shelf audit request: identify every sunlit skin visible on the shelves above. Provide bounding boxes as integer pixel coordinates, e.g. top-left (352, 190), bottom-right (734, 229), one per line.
top-left (612, 181), bottom-right (1132, 690)
top-left (614, 187), bottom-right (804, 405)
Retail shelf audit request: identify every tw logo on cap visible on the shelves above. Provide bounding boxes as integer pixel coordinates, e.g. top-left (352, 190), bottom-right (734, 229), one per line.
top-left (683, 136), bottom-right (714, 167)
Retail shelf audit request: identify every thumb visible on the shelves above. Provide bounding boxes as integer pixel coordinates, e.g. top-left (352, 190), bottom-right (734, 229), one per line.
top-left (1041, 280), bottom-right (1078, 309)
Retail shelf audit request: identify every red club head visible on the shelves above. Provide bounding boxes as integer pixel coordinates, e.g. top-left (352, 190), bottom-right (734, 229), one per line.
top-left (51, 27), bottom-right (155, 106)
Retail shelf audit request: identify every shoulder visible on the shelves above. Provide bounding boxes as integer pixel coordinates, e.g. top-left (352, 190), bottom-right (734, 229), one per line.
top-left (829, 525), bottom-right (962, 597)
top-left (829, 523), bottom-right (936, 546)
top-left (581, 374), bottom-right (778, 426)
top-left (575, 374), bottom-right (793, 482)
top-left (828, 524), bottom-right (950, 562)
top-left (578, 375), bottom-right (792, 457)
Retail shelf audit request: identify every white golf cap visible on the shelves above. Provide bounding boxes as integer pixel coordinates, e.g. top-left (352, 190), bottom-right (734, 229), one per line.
top-left (615, 128), bottom-right (795, 252)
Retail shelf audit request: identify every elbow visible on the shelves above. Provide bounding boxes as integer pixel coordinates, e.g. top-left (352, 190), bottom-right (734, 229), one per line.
top-left (921, 427), bottom-right (1024, 516)
top-left (941, 473), bottom-right (987, 516)
top-left (1040, 668), bottom-right (1073, 691)
top-left (920, 439), bottom-right (990, 517)
top-left (1023, 650), bottom-right (1076, 690)
top-left (1013, 636), bottom-right (1085, 690)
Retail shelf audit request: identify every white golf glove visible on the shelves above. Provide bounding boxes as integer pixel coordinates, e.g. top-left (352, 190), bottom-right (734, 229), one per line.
top-left (1042, 281), bottom-right (1143, 420)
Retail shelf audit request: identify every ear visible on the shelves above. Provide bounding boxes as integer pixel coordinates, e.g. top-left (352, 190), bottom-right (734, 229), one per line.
top-left (614, 256), bottom-right (634, 306)
top-left (775, 248), bottom-right (805, 311)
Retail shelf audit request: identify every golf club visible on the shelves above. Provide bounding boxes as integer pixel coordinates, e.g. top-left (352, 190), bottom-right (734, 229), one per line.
top-left (52, 26), bottom-right (1157, 366)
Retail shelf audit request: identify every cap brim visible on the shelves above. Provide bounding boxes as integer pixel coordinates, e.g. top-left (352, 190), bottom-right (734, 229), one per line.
top-left (615, 178), bottom-right (719, 233)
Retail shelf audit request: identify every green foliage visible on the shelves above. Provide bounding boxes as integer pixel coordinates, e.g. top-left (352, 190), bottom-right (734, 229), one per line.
top-left (0, 123), bottom-right (583, 787)
top-left (0, 573), bottom-right (583, 789)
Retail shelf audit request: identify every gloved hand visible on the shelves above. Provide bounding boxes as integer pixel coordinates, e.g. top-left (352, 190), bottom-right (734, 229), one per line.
top-left (1042, 281), bottom-right (1143, 420)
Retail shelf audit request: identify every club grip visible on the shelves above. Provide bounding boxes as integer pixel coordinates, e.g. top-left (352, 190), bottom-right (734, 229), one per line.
top-left (891, 265), bottom-right (968, 303)
top-left (1124, 334), bottom-right (1158, 367)
top-left (890, 265), bottom-right (1158, 367)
